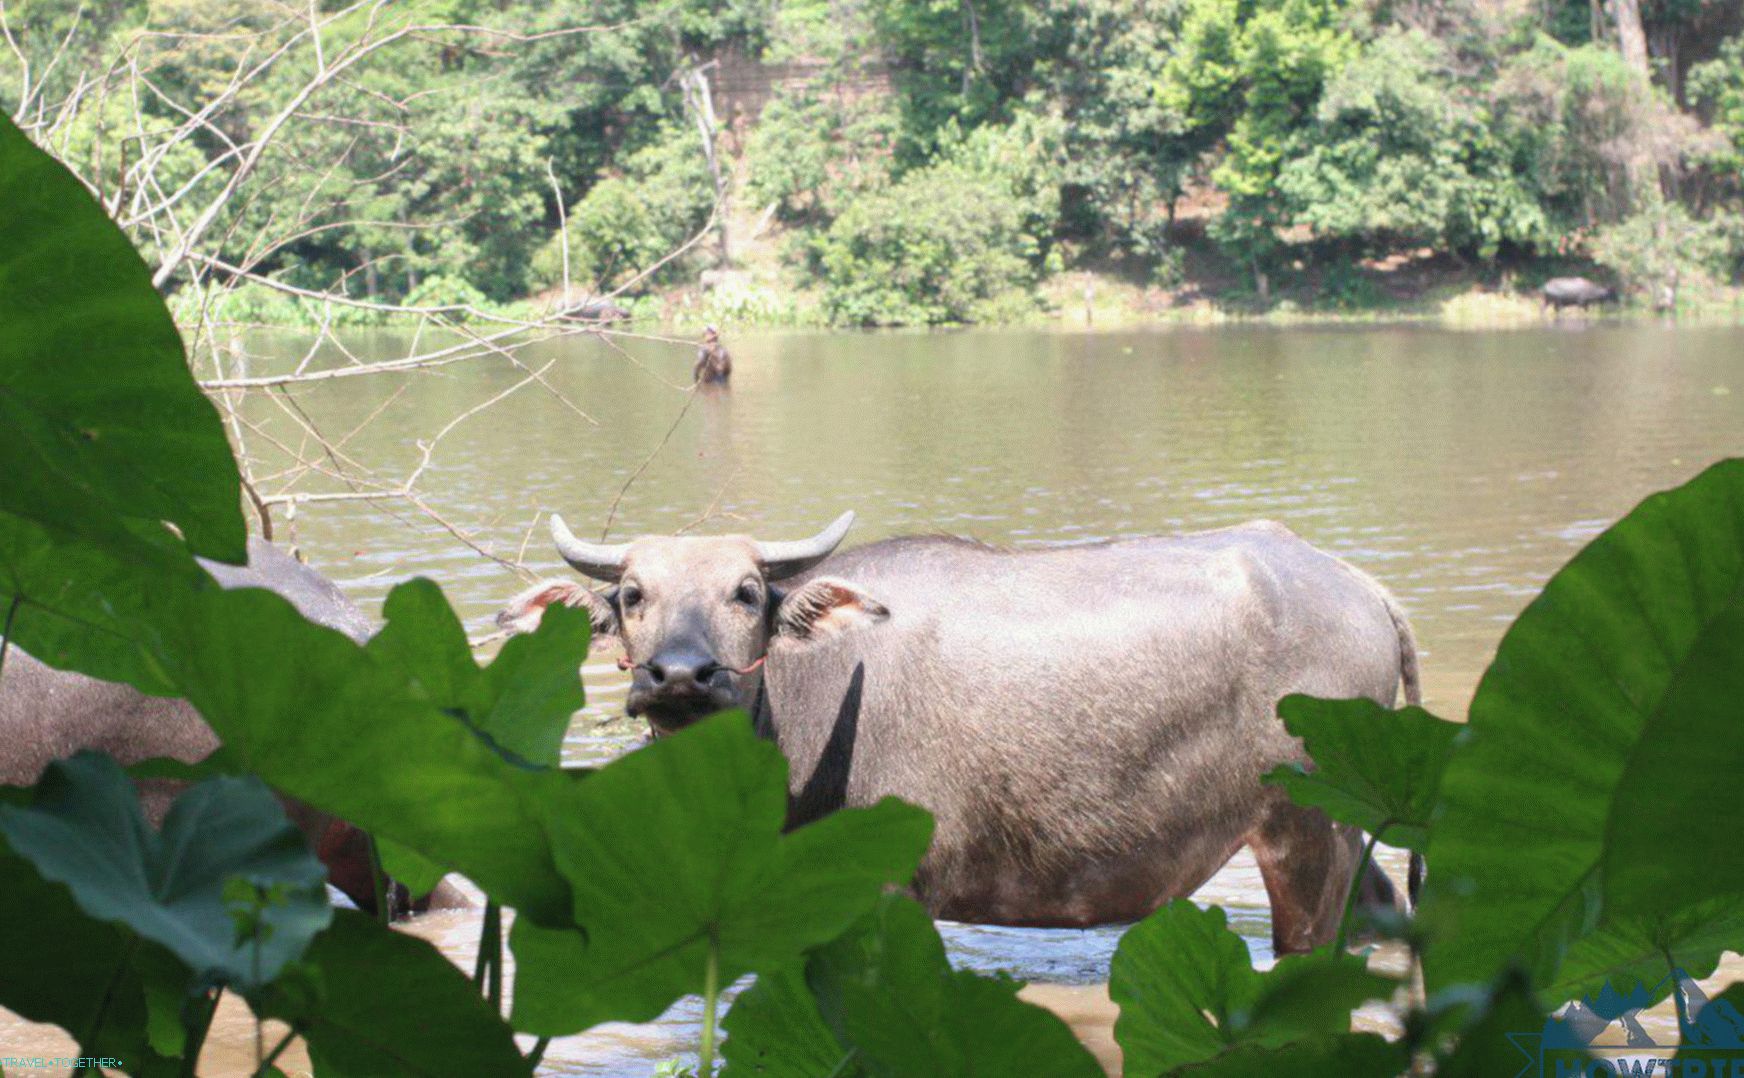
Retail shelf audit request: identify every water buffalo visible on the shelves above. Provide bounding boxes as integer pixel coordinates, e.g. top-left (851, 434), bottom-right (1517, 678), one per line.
top-left (0, 538), bottom-right (461, 918)
top-left (1541, 276), bottom-right (1616, 310)
top-left (501, 513), bottom-right (1418, 952)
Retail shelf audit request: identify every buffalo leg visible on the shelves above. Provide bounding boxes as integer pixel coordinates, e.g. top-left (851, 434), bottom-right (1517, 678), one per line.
top-left (1246, 797), bottom-right (1364, 954)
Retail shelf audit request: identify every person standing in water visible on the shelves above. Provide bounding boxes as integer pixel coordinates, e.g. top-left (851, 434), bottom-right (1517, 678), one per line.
top-left (693, 324), bottom-right (732, 385)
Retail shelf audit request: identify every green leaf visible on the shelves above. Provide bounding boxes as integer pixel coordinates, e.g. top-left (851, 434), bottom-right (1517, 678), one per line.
top-left (721, 966), bottom-right (861, 1078)
top-left (1603, 597), bottom-right (1744, 915)
top-left (253, 910), bottom-right (530, 1077)
top-left (0, 114), bottom-right (243, 562)
top-left (366, 577), bottom-right (589, 768)
top-left (144, 581), bottom-right (577, 922)
top-left (1110, 900), bottom-right (1395, 1076)
top-left (1432, 967), bottom-right (1565, 1078)
top-left (477, 600), bottom-right (593, 766)
top-left (800, 895), bottom-right (1103, 1078)
top-left (1541, 897), bottom-right (1744, 1009)
top-left (1264, 695), bottom-right (1461, 852)
top-left (0, 512), bottom-right (202, 693)
top-left (1423, 459), bottom-right (1744, 994)
top-left (3, 517), bottom-right (579, 922)
top-left (1170, 1033), bottom-right (1407, 1077)
top-left (0, 753), bottom-right (329, 992)
top-left (509, 713), bottom-right (933, 1035)
top-left (0, 827), bottom-right (185, 1075)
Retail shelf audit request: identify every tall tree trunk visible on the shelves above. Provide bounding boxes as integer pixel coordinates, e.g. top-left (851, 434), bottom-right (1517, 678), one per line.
top-left (681, 63), bottom-right (730, 268)
top-left (961, 0), bottom-right (984, 96)
top-left (1608, 0), bottom-right (1664, 210)
top-left (1612, 0), bottom-right (1650, 79)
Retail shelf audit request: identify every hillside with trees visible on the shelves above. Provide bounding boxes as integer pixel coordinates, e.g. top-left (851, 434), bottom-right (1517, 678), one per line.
top-left (5, 0), bottom-right (1744, 325)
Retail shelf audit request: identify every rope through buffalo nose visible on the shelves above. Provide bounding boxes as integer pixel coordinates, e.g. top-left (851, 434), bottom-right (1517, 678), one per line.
top-left (616, 655), bottom-right (767, 675)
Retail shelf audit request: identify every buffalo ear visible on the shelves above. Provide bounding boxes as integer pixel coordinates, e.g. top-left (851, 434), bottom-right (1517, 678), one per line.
top-left (772, 577), bottom-right (890, 642)
top-left (497, 580), bottom-right (618, 639)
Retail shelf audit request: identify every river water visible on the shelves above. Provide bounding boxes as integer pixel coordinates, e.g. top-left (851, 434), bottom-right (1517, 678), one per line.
top-left (6, 323), bottom-right (1743, 1074)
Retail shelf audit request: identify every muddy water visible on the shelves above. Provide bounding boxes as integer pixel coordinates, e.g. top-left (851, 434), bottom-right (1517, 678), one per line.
top-left (6, 325), bottom-right (1742, 1073)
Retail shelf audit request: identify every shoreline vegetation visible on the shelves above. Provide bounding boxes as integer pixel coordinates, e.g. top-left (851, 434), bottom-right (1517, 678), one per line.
top-left (194, 266), bottom-right (1744, 335)
top-left (13, 2), bottom-right (1744, 339)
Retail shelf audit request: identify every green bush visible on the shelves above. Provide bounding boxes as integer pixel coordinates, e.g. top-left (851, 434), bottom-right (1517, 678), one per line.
top-left (742, 86), bottom-right (900, 223)
top-left (535, 125), bottom-right (714, 295)
top-left (1275, 30), bottom-right (1552, 260)
top-left (812, 161), bottom-right (1043, 325)
top-left (1689, 36), bottom-right (1744, 207)
top-left (805, 111), bottom-right (1064, 326)
top-left (405, 274), bottom-right (491, 315)
top-left (1590, 202), bottom-right (1739, 301)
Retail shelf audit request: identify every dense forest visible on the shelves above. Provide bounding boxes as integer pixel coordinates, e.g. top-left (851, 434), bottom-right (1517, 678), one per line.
top-left (5, 0), bottom-right (1744, 324)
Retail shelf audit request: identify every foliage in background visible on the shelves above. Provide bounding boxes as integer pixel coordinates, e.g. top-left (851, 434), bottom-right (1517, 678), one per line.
top-left (810, 111), bottom-right (1065, 324)
top-left (531, 124), bottom-right (716, 295)
top-left (8, 0), bottom-right (1744, 321)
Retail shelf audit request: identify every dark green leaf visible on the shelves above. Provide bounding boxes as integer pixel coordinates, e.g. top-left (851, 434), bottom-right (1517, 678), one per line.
top-left (721, 966), bottom-right (860, 1078)
top-left (1110, 900), bottom-right (1395, 1076)
top-left (145, 582), bottom-right (576, 923)
top-left (0, 831), bottom-right (185, 1075)
top-left (0, 114), bottom-right (243, 562)
top-left (1264, 696), bottom-right (1461, 852)
top-left (1542, 898), bottom-right (1744, 1009)
top-left (0, 753), bottom-right (329, 991)
top-left (253, 910), bottom-right (530, 1077)
top-left (1171, 1033), bottom-right (1407, 1077)
top-left (1432, 968), bottom-right (1564, 1078)
top-left (804, 895), bottom-right (1103, 1078)
top-left (366, 577), bottom-right (588, 768)
top-left (509, 713), bottom-right (933, 1035)
top-left (1423, 459), bottom-right (1744, 993)
top-left (0, 512), bottom-right (202, 693)
top-left (1604, 598), bottom-right (1744, 916)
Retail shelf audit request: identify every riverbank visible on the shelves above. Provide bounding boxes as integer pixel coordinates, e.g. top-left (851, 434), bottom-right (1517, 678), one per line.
top-left (193, 263), bottom-right (1744, 335)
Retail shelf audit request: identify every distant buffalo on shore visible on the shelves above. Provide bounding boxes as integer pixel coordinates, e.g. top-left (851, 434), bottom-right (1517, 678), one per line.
top-left (1540, 276), bottom-right (1617, 311)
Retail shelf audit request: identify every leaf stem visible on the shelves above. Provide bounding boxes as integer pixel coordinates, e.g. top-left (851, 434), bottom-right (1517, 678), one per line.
top-left (527, 1035), bottom-right (551, 1069)
top-left (366, 833), bottom-right (390, 925)
top-left (180, 988), bottom-right (223, 1078)
top-left (0, 594), bottom-right (21, 690)
top-left (698, 930), bottom-right (721, 1078)
top-left (821, 1046), bottom-right (861, 1078)
top-left (253, 1023), bottom-right (302, 1077)
top-left (1336, 822), bottom-right (1388, 952)
top-left (73, 937), bottom-right (139, 1075)
top-left (475, 899), bottom-right (503, 1012)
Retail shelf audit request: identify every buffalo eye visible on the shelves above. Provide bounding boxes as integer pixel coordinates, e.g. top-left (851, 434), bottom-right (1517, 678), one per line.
top-left (734, 580), bottom-right (762, 607)
top-left (619, 583), bottom-right (643, 611)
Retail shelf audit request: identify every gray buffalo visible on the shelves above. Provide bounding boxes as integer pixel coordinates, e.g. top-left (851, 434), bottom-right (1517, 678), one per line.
top-left (501, 513), bottom-right (1417, 952)
top-left (1, 538), bottom-right (461, 918)
top-left (1541, 276), bottom-right (1616, 310)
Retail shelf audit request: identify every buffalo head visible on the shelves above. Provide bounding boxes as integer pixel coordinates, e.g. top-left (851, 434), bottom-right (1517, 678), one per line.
top-left (500, 512), bottom-right (888, 734)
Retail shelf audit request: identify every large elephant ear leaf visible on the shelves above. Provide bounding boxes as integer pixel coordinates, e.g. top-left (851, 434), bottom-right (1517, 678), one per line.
top-left (253, 910), bottom-right (531, 1077)
top-left (509, 713), bottom-right (934, 1036)
top-left (0, 752), bottom-right (330, 992)
top-left (1109, 899), bottom-right (1396, 1076)
top-left (0, 808), bottom-right (187, 1074)
top-left (1423, 458), bottom-right (1744, 996)
top-left (0, 114), bottom-right (244, 562)
top-left (367, 577), bottom-right (589, 768)
top-left (756, 894), bottom-right (1103, 1078)
top-left (1264, 696), bottom-right (1461, 852)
